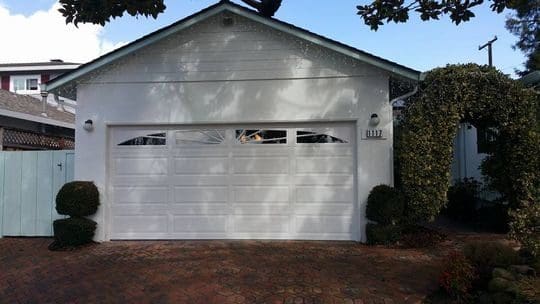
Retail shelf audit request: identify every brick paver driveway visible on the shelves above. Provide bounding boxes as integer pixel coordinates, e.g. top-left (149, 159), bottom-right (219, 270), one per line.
top-left (0, 238), bottom-right (448, 303)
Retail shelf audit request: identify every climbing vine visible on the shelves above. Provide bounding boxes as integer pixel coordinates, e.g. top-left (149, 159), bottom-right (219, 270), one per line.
top-left (399, 64), bottom-right (539, 254)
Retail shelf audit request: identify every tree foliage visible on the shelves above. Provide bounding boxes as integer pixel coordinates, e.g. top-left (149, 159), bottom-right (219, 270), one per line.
top-left (398, 64), bottom-right (539, 254)
top-left (58, 0), bottom-right (167, 26)
top-left (58, 0), bottom-right (282, 26)
top-left (505, 0), bottom-right (540, 75)
top-left (356, 0), bottom-right (513, 31)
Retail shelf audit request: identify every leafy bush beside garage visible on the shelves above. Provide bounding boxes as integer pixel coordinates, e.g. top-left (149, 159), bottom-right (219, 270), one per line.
top-left (365, 185), bottom-right (405, 245)
top-left (50, 181), bottom-right (100, 250)
top-left (56, 181), bottom-right (100, 217)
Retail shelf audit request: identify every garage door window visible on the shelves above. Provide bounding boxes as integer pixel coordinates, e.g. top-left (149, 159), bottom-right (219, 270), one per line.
top-left (236, 129), bottom-right (287, 144)
top-left (296, 129), bottom-right (348, 144)
top-left (175, 129), bottom-right (226, 145)
top-left (118, 133), bottom-right (166, 146)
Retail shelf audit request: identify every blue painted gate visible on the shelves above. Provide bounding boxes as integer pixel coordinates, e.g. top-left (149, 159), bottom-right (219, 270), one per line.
top-left (0, 150), bottom-right (74, 237)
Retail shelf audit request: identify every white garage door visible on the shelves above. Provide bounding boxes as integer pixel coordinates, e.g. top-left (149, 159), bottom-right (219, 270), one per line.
top-left (109, 123), bottom-right (357, 240)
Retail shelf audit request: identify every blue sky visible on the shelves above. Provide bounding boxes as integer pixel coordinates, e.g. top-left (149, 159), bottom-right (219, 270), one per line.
top-left (0, 0), bottom-right (526, 77)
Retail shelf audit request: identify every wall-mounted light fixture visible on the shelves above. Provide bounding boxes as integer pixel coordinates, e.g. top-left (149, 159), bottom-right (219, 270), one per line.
top-left (83, 119), bottom-right (94, 132)
top-left (369, 113), bottom-right (380, 126)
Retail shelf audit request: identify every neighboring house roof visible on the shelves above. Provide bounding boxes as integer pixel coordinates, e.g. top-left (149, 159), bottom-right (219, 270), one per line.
top-left (3, 128), bottom-right (74, 150)
top-left (0, 61), bottom-right (80, 73)
top-left (0, 89), bottom-right (74, 129)
top-left (46, 1), bottom-right (422, 99)
top-left (520, 71), bottom-right (540, 88)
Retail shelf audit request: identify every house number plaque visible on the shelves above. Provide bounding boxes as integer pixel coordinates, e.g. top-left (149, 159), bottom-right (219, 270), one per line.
top-left (362, 129), bottom-right (386, 140)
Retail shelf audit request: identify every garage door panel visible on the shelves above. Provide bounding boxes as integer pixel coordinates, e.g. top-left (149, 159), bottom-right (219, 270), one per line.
top-left (232, 147), bottom-right (288, 157)
top-left (111, 204), bottom-right (169, 215)
top-left (296, 186), bottom-right (354, 203)
top-left (174, 186), bottom-right (228, 203)
top-left (295, 146), bottom-right (353, 157)
top-left (170, 203), bottom-right (229, 215)
top-left (234, 216), bottom-right (289, 233)
top-left (233, 175), bottom-right (289, 186)
top-left (113, 215), bottom-right (168, 233)
top-left (234, 186), bottom-right (289, 202)
top-left (113, 175), bottom-right (171, 186)
top-left (171, 175), bottom-right (228, 186)
top-left (295, 174), bottom-right (354, 186)
top-left (112, 148), bottom-right (168, 158)
top-left (115, 158), bottom-right (168, 175)
top-left (233, 203), bottom-right (289, 215)
top-left (233, 157), bottom-right (288, 174)
top-left (296, 157), bottom-right (353, 174)
top-left (295, 216), bottom-right (353, 234)
top-left (174, 157), bottom-right (228, 175)
top-left (294, 203), bottom-right (354, 216)
top-left (173, 216), bottom-right (227, 233)
top-left (114, 186), bottom-right (168, 204)
top-left (172, 148), bottom-right (228, 157)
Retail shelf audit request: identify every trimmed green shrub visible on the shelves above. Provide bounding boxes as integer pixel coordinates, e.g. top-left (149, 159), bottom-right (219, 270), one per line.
top-left (463, 241), bottom-right (520, 285)
top-left (366, 185), bottom-right (404, 225)
top-left (398, 64), bottom-right (539, 251)
top-left (444, 178), bottom-right (480, 222)
top-left (53, 217), bottom-right (97, 246)
top-left (515, 277), bottom-right (540, 304)
top-left (438, 251), bottom-right (476, 303)
top-left (56, 181), bottom-right (99, 217)
top-left (510, 201), bottom-right (540, 257)
top-left (365, 223), bottom-right (401, 245)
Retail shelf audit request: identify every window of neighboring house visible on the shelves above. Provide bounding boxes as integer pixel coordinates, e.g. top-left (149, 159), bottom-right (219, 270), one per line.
top-left (10, 75), bottom-right (40, 93)
top-left (477, 127), bottom-right (497, 154)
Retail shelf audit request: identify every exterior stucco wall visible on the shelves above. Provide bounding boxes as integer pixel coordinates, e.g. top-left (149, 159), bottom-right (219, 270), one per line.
top-left (73, 12), bottom-right (394, 241)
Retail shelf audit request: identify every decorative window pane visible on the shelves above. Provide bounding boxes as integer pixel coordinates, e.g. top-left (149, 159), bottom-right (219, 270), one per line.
top-left (175, 129), bottom-right (225, 145)
top-left (236, 129), bottom-right (287, 144)
top-left (296, 130), bottom-right (348, 144)
top-left (26, 79), bottom-right (38, 90)
top-left (118, 133), bottom-right (166, 146)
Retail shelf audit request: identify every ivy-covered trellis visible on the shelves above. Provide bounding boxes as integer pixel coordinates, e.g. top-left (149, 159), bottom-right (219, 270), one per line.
top-left (399, 64), bottom-right (539, 254)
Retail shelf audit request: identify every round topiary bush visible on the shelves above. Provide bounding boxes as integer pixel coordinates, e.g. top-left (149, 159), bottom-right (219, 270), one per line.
top-left (365, 223), bottom-right (401, 245)
top-left (366, 185), bottom-right (405, 225)
top-left (56, 181), bottom-right (99, 217)
top-left (53, 217), bottom-right (97, 246)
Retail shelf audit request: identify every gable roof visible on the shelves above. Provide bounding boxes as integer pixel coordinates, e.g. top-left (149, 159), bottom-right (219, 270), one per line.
top-left (0, 89), bottom-right (75, 129)
top-left (45, 1), bottom-right (422, 98)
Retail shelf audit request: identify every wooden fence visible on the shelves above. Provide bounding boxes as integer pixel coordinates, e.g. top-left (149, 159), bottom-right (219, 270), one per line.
top-left (0, 150), bottom-right (74, 237)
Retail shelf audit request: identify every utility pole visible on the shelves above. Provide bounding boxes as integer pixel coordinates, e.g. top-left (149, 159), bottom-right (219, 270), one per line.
top-left (478, 36), bottom-right (498, 67)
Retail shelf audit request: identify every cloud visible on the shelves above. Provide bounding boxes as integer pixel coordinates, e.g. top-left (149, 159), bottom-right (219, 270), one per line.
top-left (0, 2), bottom-right (125, 64)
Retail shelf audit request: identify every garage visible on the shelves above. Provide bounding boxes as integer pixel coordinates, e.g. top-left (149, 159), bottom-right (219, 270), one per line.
top-left (110, 123), bottom-right (357, 240)
top-left (44, 1), bottom-right (421, 241)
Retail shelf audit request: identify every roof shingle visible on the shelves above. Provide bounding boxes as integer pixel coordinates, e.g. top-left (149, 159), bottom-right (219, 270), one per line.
top-left (0, 89), bottom-right (74, 125)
